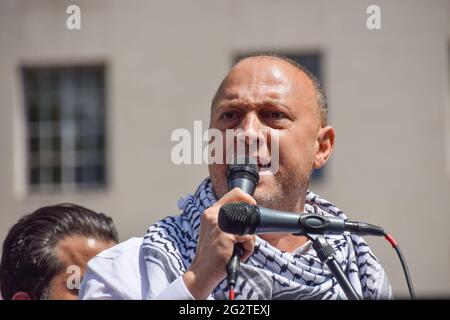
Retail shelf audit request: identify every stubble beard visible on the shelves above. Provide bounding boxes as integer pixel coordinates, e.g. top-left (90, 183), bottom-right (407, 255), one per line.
top-left (254, 166), bottom-right (311, 212)
top-left (210, 164), bottom-right (311, 213)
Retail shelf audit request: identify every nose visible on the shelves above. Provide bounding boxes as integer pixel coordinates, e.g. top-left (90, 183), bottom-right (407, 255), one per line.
top-left (237, 112), bottom-right (264, 146)
top-left (233, 112), bottom-right (270, 159)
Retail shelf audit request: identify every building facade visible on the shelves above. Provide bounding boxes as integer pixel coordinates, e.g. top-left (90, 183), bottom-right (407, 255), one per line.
top-left (0, 0), bottom-right (449, 297)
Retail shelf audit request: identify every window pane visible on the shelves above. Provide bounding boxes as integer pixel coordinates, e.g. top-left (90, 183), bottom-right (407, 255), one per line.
top-left (30, 168), bottom-right (40, 185)
top-left (23, 65), bottom-right (106, 191)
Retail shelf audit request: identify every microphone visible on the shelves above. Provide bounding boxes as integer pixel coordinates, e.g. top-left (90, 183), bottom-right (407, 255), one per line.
top-left (227, 156), bottom-right (259, 194)
top-left (225, 156), bottom-right (259, 296)
top-left (218, 202), bottom-right (385, 237)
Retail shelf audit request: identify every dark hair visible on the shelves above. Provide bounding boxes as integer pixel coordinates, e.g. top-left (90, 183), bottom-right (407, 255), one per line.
top-left (0, 203), bottom-right (119, 300)
top-left (213, 52), bottom-right (328, 126)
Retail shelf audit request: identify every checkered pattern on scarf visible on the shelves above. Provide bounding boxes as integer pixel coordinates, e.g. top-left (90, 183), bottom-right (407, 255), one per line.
top-left (142, 178), bottom-right (392, 300)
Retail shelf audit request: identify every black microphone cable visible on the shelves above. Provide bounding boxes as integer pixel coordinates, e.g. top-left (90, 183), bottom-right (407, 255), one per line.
top-left (383, 233), bottom-right (416, 299)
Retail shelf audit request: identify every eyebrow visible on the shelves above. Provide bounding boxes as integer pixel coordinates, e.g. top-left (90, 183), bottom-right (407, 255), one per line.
top-left (213, 99), bottom-right (292, 113)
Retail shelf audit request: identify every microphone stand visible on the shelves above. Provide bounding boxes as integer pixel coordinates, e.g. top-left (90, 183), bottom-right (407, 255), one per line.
top-left (306, 234), bottom-right (361, 300)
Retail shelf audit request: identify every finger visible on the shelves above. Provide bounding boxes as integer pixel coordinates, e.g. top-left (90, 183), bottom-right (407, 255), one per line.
top-left (215, 187), bottom-right (257, 207)
top-left (236, 235), bottom-right (255, 261)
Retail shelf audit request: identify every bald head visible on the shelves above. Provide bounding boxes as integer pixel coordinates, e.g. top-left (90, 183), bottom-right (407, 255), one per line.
top-left (212, 54), bottom-right (327, 126)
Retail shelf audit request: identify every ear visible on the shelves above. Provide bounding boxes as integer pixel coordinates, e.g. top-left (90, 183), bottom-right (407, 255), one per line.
top-left (11, 291), bottom-right (32, 300)
top-left (313, 126), bottom-right (335, 169)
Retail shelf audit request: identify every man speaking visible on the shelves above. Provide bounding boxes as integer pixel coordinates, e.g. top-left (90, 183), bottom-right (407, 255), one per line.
top-left (80, 54), bottom-right (392, 300)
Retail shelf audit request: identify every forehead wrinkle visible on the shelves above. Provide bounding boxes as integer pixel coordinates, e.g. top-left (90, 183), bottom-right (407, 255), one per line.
top-left (214, 80), bottom-right (289, 107)
top-left (216, 97), bottom-right (291, 113)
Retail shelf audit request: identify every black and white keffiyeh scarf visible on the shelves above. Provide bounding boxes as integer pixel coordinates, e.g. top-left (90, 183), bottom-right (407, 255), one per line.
top-left (142, 178), bottom-right (392, 300)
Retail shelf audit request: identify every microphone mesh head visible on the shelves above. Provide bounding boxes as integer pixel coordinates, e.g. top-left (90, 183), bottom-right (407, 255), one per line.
top-left (218, 202), bottom-right (259, 235)
top-left (227, 156), bottom-right (259, 186)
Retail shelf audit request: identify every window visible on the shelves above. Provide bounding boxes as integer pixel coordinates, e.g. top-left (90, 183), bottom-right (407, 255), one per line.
top-left (22, 65), bottom-right (106, 191)
top-left (234, 52), bottom-right (325, 180)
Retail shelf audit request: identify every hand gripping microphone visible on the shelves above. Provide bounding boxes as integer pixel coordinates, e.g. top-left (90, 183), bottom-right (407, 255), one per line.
top-left (225, 156), bottom-right (259, 299)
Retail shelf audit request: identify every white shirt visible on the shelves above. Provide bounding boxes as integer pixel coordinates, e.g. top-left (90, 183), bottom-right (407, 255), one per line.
top-left (79, 237), bottom-right (194, 300)
top-left (80, 237), bottom-right (315, 300)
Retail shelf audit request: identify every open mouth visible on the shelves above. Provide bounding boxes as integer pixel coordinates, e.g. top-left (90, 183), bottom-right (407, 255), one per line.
top-left (229, 155), bottom-right (273, 172)
top-left (258, 161), bottom-right (272, 171)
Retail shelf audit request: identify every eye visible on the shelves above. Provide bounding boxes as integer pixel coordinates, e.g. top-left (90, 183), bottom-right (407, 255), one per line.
top-left (263, 111), bottom-right (285, 119)
top-left (220, 111), bottom-right (240, 120)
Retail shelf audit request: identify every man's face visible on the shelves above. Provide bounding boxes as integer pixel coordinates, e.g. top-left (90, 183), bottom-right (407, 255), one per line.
top-left (209, 57), bottom-right (331, 210)
top-left (46, 236), bottom-right (116, 300)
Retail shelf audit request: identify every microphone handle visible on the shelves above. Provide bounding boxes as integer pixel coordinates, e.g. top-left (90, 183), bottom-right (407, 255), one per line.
top-left (226, 245), bottom-right (243, 289)
top-left (228, 178), bottom-right (257, 196)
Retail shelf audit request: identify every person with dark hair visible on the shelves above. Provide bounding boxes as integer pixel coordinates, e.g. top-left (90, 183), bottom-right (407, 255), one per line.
top-left (81, 54), bottom-right (392, 300)
top-left (0, 203), bottom-right (118, 300)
